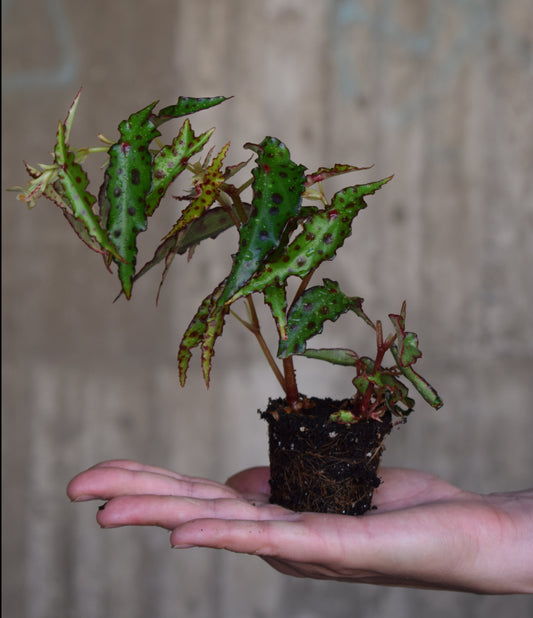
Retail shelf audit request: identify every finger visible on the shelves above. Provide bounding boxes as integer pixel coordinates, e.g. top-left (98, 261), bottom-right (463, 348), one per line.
top-left (89, 460), bottom-right (227, 488)
top-left (97, 495), bottom-right (292, 530)
top-left (170, 514), bottom-right (334, 559)
top-left (226, 467), bottom-right (271, 495)
top-left (67, 466), bottom-right (237, 503)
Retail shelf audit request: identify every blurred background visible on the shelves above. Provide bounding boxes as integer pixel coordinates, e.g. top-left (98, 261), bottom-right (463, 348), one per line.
top-left (2, 0), bottom-right (532, 616)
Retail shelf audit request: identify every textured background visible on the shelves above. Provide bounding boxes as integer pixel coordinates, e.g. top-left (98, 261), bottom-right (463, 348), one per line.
top-left (2, 0), bottom-right (533, 616)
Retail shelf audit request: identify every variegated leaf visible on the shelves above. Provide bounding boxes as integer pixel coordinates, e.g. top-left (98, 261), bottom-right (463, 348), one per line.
top-left (219, 137), bottom-right (307, 305)
top-left (104, 101), bottom-right (160, 298)
top-left (54, 121), bottom-right (121, 260)
top-left (278, 279), bottom-right (363, 357)
top-left (145, 120), bottom-right (214, 216)
top-left (229, 177), bottom-right (393, 302)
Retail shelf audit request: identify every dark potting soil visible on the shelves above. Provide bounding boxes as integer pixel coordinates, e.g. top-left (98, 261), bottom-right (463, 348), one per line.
top-left (260, 397), bottom-right (393, 516)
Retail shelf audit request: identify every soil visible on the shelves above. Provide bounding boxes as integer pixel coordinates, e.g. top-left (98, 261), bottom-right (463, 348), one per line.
top-left (260, 397), bottom-right (393, 516)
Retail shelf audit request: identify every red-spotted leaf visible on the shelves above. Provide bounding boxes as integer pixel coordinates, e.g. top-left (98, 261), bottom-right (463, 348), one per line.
top-left (104, 101), bottom-right (160, 298)
top-left (162, 143), bottom-right (230, 241)
top-left (219, 137), bottom-right (307, 305)
top-left (278, 279), bottom-right (364, 357)
top-left (177, 283), bottom-right (229, 387)
top-left (155, 96), bottom-right (230, 127)
top-left (178, 292), bottom-right (213, 386)
top-left (305, 163), bottom-right (372, 187)
top-left (230, 177), bottom-right (392, 302)
top-left (201, 286), bottom-right (230, 387)
top-left (54, 121), bottom-right (121, 261)
top-left (145, 119), bottom-right (214, 216)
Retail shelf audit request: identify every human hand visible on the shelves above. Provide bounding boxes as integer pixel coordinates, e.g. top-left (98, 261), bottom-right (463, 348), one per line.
top-left (67, 460), bottom-right (533, 594)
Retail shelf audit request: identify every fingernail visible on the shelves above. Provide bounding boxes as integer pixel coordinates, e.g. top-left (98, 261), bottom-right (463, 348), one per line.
top-left (172, 543), bottom-right (195, 549)
top-left (71, 495), bottom-right (96, 502)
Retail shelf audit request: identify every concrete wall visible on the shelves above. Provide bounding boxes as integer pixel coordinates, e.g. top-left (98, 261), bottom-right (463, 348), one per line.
top-left (3, 0), bottom-right (532, 616)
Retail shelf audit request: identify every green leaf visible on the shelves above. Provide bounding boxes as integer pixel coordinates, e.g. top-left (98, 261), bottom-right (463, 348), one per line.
top-left (173, 204), bottom-right (250, 254)
top-left (178, 293), bottom-right (213, 387)
top-left (177, 283), bottom-right (229, 387)
top-left (145, 119), bottom-right (214, 216)
top-left (389, 302), bottom-right (422, 367)
top-left (104, 101), bottom-right (160, 298)
top-left (219, 137), bottom-right (307, 305)
top-left (64, 88), bottom-right (82, 143)
top-left (155, 96), bottom-right (230, 126)
top-left (329, 409), bottom-right (358, 424)
top-left (230, 176), bottom-right (392, 302)
top-left (263, 284), bottom-right (288, 340)
top-left (134, 204), bottom-right (248, 288)
top-left (390, 345), bottom-right (443, 410)
top-left (278, 279), bottom-right (364, 357)
top-left (162, 142), bottom-right (230, 241)
top-left (201, 286), bottom-right (229, 387)
top-left (54, 121), bottom-right (121, 261)
top-left (305, 163), bottom-right (372, 187)
top-left (301, 347), bottom-right (359, 366)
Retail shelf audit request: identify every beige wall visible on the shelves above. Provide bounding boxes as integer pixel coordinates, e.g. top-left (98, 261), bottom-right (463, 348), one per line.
top-left (3, 0), bottom-right (532, 616)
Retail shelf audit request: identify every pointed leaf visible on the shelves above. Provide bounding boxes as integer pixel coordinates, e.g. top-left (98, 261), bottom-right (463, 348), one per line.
top-left (155, 96), bottom-right (230, 126)
top-left (279, 279), bottom-right (363, 357)
top-left (178, 293), bottom-right (213, 387)
top-left (173, 204), bottom-right (250, 254)
top-left (389, 302), bottom-right (422, 366)
top-left (390, 345), bottom-right (443, 409)
top-left (305, 163), bottom-right (372, 187)
top-left (301, 347), bottom-right (359, 366)
top-left (162, 143), bottom-right (230, 241)
top-left (263, 284), bottom-right (288, 340)
top-left (54, 121), bottom-right (121, 260)
top-left (64, 88), bottom-right (82, 143)
top-left (105, 101), bottom-right (160, 298)
top-left (201, 286), bottom-right (230, 387)
top-left (178, 283), bottom-right (229, 387)
top-left (145, 120), bottom-right (214, 215)
top-left (230, 177), bottom-right (392, 301)
top-left (219, 137), bottom-right (307, 305)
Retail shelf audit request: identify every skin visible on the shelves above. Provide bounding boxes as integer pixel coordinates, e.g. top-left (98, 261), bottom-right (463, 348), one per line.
top-left (67, 460), bottom-right (533, 594)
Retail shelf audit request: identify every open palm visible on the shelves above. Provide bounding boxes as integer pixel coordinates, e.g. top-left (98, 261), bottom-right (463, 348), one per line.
top-left (67, 460), bottom-right (533, 594)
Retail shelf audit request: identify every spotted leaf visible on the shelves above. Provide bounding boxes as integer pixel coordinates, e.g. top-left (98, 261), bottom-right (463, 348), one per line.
top-left (219, 137), bottom-right (307, 305)
top-left (162, 142), bottom-right (230, 241)
top-left (54, 121), bottom-right (121, 261)
top-left (229, 176), bottom-right (393, 302)
top-left (155, 96), bottom-right (230, 127)
top-left (304, 163), bottom-right (372, 187)
top-left (178, 292), bottom-right (213, 387)
top-left (201, 286), bottom-right (230, 387)
top-left (177, 283), bottom-right (228, 387)
top-left (104, 101), bottom-right (160, 298)
top-left (145, 119), bottom-right (214, 216)
top-left (278, 279), bottom-right (364, 357)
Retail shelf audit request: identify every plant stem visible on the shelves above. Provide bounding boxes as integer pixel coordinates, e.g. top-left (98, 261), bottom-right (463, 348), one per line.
top-left (232, 301), bottom-right (287, 393)
top-left (282, 357), bottom-right (300, 409)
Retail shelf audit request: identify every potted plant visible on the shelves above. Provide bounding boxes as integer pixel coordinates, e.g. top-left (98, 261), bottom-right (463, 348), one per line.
top-left (14, 92), bottom-right (443, 516)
